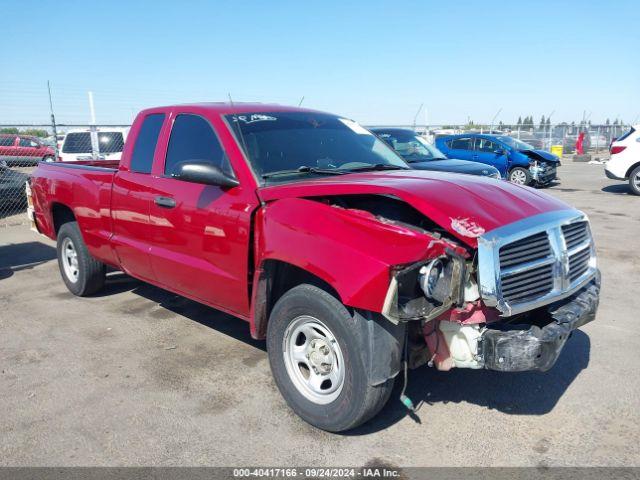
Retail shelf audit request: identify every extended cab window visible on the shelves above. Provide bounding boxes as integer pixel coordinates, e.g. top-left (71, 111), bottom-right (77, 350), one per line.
top-left (130, 114), bottom-right (165, 173)
top-left (0, 136), bottom-right (16, 146)
top-left (164, 114), bottom-right (228, 175)
top-left (449, 137), bottom-right (473, 150)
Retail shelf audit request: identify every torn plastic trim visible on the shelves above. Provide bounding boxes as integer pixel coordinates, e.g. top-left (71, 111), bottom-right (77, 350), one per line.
top-left (382, 249), bottom-right (466, 324)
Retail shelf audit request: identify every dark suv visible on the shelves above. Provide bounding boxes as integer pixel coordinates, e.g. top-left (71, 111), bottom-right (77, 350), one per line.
top-left (0, 134), bottom-right (56, 166)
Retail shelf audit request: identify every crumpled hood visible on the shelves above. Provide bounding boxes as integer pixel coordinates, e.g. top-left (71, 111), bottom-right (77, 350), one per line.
top-left (258, 170), bottom-right (572, 247)
top-left (520, 149), bottom-right (560, 163)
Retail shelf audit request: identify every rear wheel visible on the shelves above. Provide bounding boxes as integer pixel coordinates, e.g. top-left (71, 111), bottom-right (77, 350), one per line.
top-left (509, 167), bottom-right (532, 186)
top-left (629, 165), bottom-right (640, 196)
top-left (57, 221), bottom-right (105, 296)
top-left (43, 156), bottom-right (55, 163)
top-left (267, 284), bottom-right (394, 432)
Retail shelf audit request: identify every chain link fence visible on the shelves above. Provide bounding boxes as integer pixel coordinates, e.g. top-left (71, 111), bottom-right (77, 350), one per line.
top-left (0, 124), bottom-right (129, 227)
top-left (0, 120), bottom-right (632, 227)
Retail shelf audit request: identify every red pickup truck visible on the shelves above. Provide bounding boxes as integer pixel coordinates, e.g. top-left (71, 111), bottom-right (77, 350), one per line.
top-left (28, 104), bottom-right (600, 431)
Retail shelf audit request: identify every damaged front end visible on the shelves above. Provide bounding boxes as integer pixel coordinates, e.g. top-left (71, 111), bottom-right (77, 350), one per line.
top-left (384, 209), bottom-right (600, 373)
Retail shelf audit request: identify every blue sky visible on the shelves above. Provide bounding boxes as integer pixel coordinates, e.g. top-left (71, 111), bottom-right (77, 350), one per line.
top-left (1, 0), bottom-right (638, 125)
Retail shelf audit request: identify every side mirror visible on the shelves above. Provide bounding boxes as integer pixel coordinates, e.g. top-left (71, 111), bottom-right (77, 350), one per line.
top-left (171, 161), bottom-right (239, 188)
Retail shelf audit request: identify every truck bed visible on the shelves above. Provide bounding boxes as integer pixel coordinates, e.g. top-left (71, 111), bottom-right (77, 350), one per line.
top-left (29, 160), bottom-right (120, 266)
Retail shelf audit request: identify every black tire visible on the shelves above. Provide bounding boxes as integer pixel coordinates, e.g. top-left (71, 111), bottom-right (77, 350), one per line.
top-left (629, 165), bottom-right (640, 196)
top-left (508, 166), bottom-right (532, 186)
top-left (56, 221), bottom-right (105, 296)
top-left (266, 284), bottom-right (395, 432)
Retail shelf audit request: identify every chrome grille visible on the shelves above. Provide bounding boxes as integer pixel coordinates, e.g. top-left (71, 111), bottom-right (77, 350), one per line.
top-left (499, 231), bottom-right (551, 267)
top-left (501, 263), bottom-right (554, 302)
top-left (478, 210), bottom-right (598, 317)
top-left (562, 221), bottom-right (589, 250)
top-left (499, 232), bottom-right (554, 303)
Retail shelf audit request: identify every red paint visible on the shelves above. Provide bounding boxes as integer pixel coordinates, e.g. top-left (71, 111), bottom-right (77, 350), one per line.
top-left (0, 134), bottom-right (56, 162)
top-left (30, 103), bottom-right (573, 338)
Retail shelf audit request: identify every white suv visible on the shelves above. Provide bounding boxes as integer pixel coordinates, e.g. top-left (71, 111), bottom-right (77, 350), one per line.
top-left (59, 127), bottom-right (128, 162)
top-left (605, 125), bottom-right (640, 195)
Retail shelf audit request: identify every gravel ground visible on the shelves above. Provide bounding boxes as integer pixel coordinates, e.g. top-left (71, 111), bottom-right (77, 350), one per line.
top-left (0, 160), bottom-right (638, 468)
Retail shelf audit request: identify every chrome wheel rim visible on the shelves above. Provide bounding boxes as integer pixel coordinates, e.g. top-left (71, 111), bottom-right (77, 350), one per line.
top-left (61, 237), bottom-right (79, 283)
top-left (633, 172), bottom-right (640, 190)
top-left (282, 316), bottom-right (345, 405)
top-left (510, 169), bottom-right (528, 185)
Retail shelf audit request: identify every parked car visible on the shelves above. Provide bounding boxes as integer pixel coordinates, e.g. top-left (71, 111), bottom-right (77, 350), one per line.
top-left (0, 134), bottom-right (56, 165)
top-left (371, 128), bottom-right (501, 178)
top-left (58, 127), bottom-right (128, 162)
top-left (0, 160), bottom-right (30, 207)
top-left (510, 132), bottom-right (544, 149)
top-left (436, 134), bottom-right (560, 186)
top-left (28, 104), bottom-right (600, 432)
top-left (605, 125), bottom-right (640, 195)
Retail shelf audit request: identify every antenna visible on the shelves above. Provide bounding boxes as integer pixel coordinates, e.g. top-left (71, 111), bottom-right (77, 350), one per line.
top-left (298, 96), bottom-right (305, 107)
top-left (412, 103), bottom-right (424, 132)
top-left (228, 93), bottom-right (250, 159)
top-left (47, 81), bottom-right (58, 157)
top-left (490, 108), bottom-right (502, 132)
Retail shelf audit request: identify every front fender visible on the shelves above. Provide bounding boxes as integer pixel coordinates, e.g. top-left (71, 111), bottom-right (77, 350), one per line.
top-left (254, 197), bottom-right (459, 314)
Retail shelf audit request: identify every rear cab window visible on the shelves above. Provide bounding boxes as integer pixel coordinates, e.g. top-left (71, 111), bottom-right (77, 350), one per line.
top-left (130, 114), bottom-right (165, 173)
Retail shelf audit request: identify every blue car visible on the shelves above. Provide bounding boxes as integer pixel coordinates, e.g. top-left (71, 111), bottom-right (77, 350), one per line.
top-left (371, 128), bottom-right (501, 179)
top-left (435, 134), bottom-right (561, 186)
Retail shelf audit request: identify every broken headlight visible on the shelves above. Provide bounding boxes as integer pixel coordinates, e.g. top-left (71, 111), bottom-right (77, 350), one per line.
top-left (383, 253), bottom-right (466, 322)
top-left (419, 259), bottom-right (450, 304)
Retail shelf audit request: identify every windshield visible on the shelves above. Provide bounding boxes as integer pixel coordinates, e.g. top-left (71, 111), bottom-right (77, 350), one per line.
top-left (496, 135), bottom-right (535, 150)
top-left (226, 112), bottom-right (408, 183)
top-left (375, 130), bottom-right (446, 162)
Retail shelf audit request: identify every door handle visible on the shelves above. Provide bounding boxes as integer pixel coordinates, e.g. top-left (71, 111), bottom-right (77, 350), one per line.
top-left (154, 196), bottom-right (176, 208)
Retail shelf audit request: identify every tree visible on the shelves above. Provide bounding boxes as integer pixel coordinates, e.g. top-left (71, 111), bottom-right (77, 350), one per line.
top-left (605, 118), bottom-right (610, 125)
top-left (517, 116), bottom-right (522, 127)
top-left (0, 127), bottom-right (19, 134)
top-left (540, 115), bottom-right (546, 131)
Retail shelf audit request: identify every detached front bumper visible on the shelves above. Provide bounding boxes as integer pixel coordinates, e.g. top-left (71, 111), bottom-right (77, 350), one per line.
top-left (480, 277), bottom-right (600, 372)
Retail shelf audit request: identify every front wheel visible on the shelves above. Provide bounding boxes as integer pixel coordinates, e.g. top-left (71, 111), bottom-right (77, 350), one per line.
top-left (43, 156), bottom-right (55, 163)
top-left (629, 165), bottom-right (640, 196)
top-left (56, 221), bottom-right (105, 296)
top-left (267, 284), bottom-right (394, 432)
top-left (508, 167), bottom-right (532, 186)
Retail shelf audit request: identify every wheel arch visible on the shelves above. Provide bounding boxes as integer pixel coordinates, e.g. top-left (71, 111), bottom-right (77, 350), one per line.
top-left (250, 258), bottom-right (343, 340)
top-left (51, 202), bottom-right (76, 236)
top-left (625, 161), bottom-right (640, 179)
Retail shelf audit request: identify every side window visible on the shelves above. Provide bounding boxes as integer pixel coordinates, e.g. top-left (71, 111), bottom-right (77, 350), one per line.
top-left (164, 114), bottom-right (229, 176)
top-left (0, 136), bottom-right (15, 147)
top-left (449, 137), bottom-right (473, 150)
top-left (19, 137), bottom-right (37, 147)
top-left (130, 114), bottom-right (165, 173)
top-left (475, 138), bottom-right (497, 152)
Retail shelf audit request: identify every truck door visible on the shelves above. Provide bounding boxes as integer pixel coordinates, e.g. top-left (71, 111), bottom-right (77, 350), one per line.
top-left (147, 113), bottom-right (257, 317)
top-left (110, 113), bottom-right (166, 282)
top-left (472, 137), bottom-right (509, 176)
